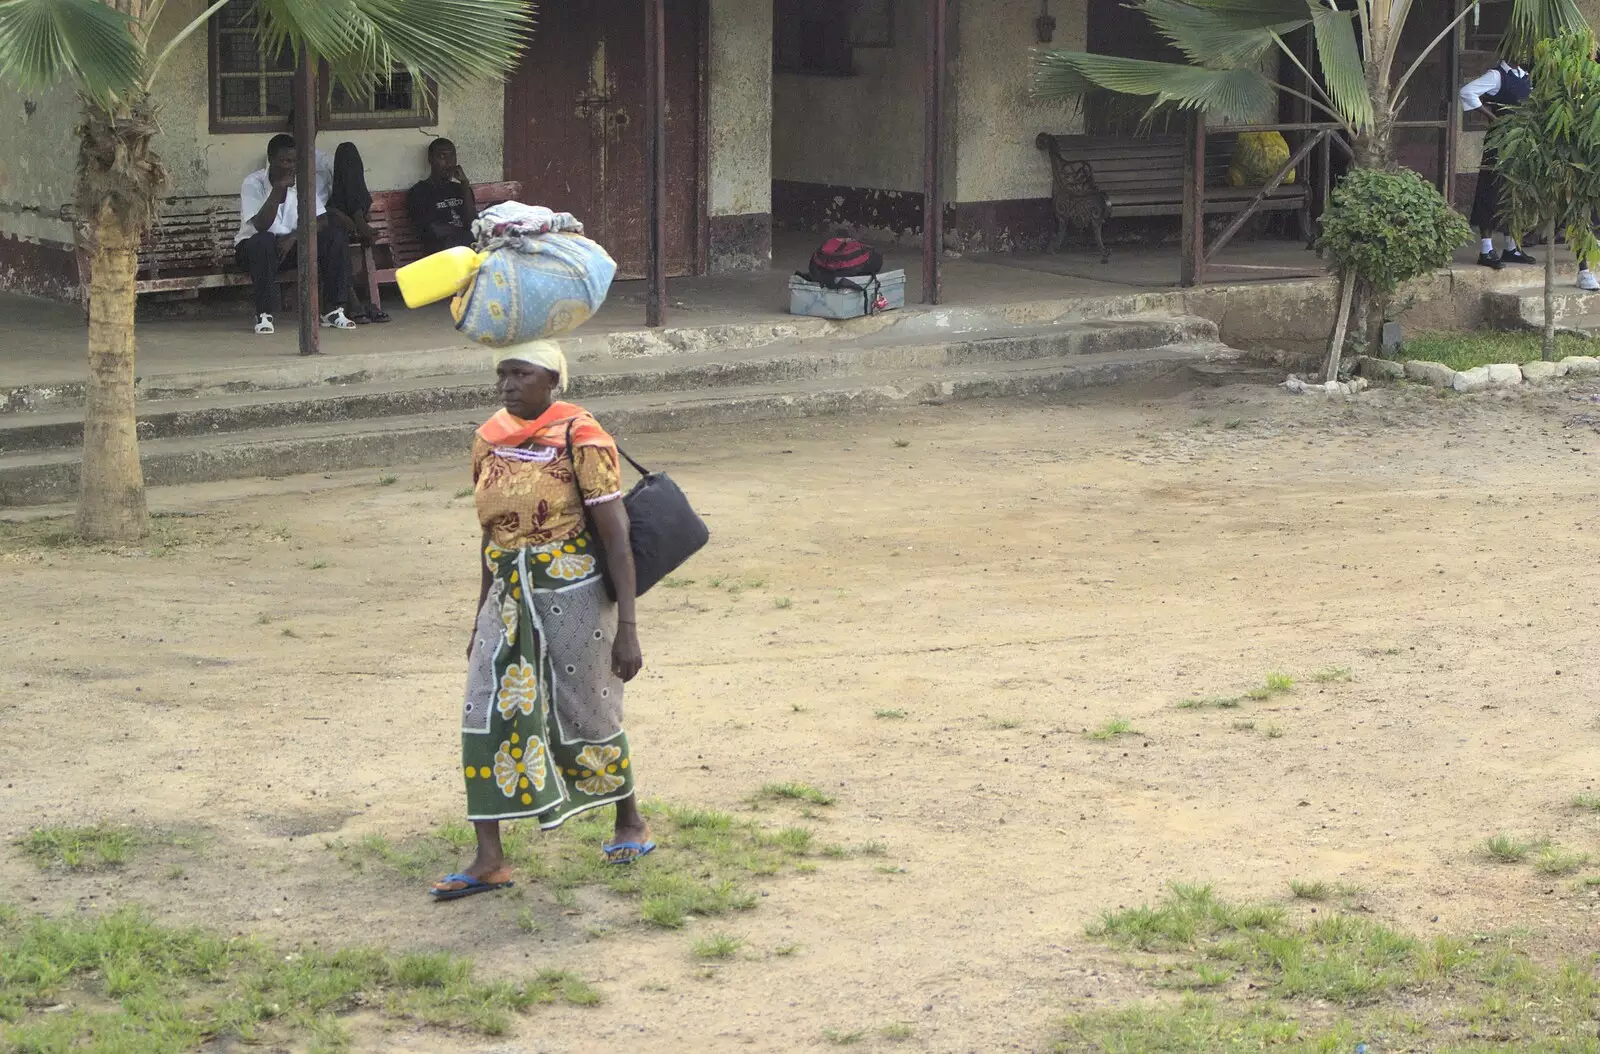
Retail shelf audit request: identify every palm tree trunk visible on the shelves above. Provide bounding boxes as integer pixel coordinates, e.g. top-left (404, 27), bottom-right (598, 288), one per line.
top-left (74, 204), bottom-right (148, 542)
top-left (1544, 218), bottom-right (1557, 362)
top-left (1324, 267), bottom-right (1357, 382)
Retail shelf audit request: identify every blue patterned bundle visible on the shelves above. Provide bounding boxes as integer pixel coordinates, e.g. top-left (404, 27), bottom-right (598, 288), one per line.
top-left (452, 204), bottom-right (617, 347)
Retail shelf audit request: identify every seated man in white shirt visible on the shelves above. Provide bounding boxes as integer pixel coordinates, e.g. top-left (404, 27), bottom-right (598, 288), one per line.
top-left (233, 133), bottom-right (357, 336)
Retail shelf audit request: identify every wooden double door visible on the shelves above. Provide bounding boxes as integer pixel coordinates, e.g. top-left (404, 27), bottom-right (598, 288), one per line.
top-left (503, 0), bottom-right (704, 279)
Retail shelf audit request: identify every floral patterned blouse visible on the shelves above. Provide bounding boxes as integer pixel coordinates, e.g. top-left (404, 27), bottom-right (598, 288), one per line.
top-left (472, 407), bottom-right (623, 552)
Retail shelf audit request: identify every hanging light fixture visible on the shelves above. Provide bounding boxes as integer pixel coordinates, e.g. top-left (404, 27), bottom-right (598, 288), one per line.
top-left (1036, 0), bottom-right (1055, 43)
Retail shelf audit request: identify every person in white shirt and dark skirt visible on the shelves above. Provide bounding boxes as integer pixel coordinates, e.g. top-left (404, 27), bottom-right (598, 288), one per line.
top-left (234, 134), bottom-right (358, 338)
top-left (1461, 60), bottom-right (1538, 271)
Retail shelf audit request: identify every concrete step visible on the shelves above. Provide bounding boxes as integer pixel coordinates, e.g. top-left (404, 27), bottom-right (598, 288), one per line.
top-left (0, 341), bottom-right (1243, 507)
top-left (0, 316), bottom-right (1218, 454)
top-left (0, 310), bottom-right (1219, 414)
top-left (1484, 284), bottom-right (1600, 327)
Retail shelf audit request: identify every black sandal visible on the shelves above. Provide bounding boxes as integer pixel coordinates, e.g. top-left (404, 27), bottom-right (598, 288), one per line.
top-left (366, 306), bottom-right (391, 324)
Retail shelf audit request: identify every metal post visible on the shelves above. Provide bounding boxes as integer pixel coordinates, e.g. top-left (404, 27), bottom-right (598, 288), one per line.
top-left (294, 52), bottom-right (320, 356)
top-left (1180, 112), bottom-right (1204, 287)
top-left (1442, 0), bottom-right (1462, 207)
top-left (644, 0), bottom-right (668, 327)
top-left (921, 0), bottom-right (946, 305)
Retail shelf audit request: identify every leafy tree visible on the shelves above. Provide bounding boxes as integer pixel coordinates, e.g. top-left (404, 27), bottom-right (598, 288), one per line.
top-left (1317, 168), bottom-right (1471, 379)
top-left (0, 0), bottom-right (532, 541)
top-left (1490, 28), bottom-right (1600, 360)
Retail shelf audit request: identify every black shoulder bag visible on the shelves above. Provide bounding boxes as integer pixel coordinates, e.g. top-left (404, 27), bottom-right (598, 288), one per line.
top-left (567, 419), bottom-right (710, 597)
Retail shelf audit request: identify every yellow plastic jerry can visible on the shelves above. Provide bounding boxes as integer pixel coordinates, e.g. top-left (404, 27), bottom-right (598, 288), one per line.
top-left (395, 246), bottom-right (488, 309)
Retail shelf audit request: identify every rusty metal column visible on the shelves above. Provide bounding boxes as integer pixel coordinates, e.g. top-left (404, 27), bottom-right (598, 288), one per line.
top-left (1179, 111), bottom-right (1204, 287)
top-left (644, 0), bottom-right (668, 327)
top-left (1442, 0), bottom-right (1462, 207)
top-left (293, 52), bottom-right (321, 356)
top-left (921, 0), bottom-right (946, 304)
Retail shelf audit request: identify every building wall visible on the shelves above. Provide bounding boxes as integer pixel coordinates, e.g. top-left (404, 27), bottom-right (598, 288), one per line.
top-left (0, 82), bottom-right (82, 298)
top-left (707, 0), bottom-right (774, 272)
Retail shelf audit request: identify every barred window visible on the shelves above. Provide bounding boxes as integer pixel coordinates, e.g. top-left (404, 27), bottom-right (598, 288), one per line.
top-left (208, 0), bottom-right (436, 133)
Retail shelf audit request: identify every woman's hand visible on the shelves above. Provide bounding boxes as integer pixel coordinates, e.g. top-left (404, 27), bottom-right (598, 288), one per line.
top-left (612, 623), bottom-right (642, 682)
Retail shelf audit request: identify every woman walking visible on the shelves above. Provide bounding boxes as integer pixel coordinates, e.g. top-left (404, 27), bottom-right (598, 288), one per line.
top-left (433, 341), bottom-right (652, 900)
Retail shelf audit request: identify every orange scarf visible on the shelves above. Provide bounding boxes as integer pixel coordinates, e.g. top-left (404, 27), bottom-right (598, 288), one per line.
top-left (477, 402), bottom-right (612, 450)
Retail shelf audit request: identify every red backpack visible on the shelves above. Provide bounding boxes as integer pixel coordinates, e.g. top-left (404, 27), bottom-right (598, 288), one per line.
top-left (803, 236), bottom-right (884, 289)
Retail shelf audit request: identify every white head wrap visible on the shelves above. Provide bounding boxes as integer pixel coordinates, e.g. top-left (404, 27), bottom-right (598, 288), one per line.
top-left (498, 339), bottom-right (568, 393)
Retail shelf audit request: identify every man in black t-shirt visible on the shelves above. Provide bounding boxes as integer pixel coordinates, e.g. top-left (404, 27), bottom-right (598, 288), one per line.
top-left (406, 138), bottom-right (478, 254)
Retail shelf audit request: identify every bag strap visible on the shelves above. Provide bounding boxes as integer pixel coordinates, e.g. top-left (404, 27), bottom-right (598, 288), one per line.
top-left (567, 417), bottom-right (653, 480)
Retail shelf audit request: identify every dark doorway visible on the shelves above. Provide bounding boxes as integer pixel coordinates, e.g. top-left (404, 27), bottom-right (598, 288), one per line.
top-left (503, 0), bottom-right (705, 278)
top-left (1084, 0), bottom-right (1185, 136)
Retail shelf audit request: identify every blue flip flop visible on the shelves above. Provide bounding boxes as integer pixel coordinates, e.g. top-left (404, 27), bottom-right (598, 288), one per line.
top-left (430, 872), bottom-right (514, 901)
top-left (602, 841), bottom-right (657, 865)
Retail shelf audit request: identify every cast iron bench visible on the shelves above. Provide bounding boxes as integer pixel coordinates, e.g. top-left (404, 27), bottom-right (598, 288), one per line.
top-left (1035, 132), bottom-right (1313, 252)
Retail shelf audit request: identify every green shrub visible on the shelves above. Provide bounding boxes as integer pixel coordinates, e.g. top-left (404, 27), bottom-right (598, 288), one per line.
top-left (1316, 168), bottom-right (1470, 296)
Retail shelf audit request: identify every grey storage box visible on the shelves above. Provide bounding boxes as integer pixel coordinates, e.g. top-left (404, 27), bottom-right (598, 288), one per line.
top-left (788, 269), bottom-right (906, 320)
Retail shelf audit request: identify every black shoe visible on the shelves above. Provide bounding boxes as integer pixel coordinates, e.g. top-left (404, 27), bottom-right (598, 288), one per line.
top-left (1478, 252), bottom-right (1504, 269)
top-left (1501, 248), bottom-right (1538, 265)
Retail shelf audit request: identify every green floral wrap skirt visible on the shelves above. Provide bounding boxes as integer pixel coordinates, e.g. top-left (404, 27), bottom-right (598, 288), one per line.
top-left (461, 533), bottom-right (634, 825)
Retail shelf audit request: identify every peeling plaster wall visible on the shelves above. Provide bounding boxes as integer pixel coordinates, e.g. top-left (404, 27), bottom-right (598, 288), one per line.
top-left (953, 0), bottom-right (1086, 204)
top-left (771, 0), bottom-right (927, 192)
top-left (709, 0), bottom-right (772, 218)
top-left (0, 83), bottom-right (82, 297)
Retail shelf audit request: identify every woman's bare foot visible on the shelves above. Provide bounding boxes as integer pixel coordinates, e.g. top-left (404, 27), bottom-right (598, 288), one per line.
top-left (604, 795), bottom-right (654, 863)
top-left (432, 820), bottom-right (511, 893)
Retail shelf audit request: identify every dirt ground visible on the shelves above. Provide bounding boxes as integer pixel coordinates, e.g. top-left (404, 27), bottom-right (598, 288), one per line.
top-left (5, 379), bottom-right (1600, 1052)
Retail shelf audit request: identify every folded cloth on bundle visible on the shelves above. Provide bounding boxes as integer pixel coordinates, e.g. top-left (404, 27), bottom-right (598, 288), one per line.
top-left (453, 202), bottom-right (617, 346)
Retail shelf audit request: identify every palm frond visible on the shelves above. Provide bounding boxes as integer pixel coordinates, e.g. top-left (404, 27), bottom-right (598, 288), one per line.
top-left (1189, 0), bottom-right (1316, 29)
top-left (1502, 0), bottom-right (1588, 62)
top-left (0, 0), bottom-right (145, 104)
top-left (1035, 51), bottom-right (1276, 123)
top-left (1309, 3), bottom-right (1372, 131)
top-left (1134, 0), bottom-right (1289, 70)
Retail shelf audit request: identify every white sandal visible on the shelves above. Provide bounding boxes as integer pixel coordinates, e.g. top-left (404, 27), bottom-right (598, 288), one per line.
top-left (320, 307), bottom-right (357, 330)
top-left (253, 313), bottom-right (275, 335)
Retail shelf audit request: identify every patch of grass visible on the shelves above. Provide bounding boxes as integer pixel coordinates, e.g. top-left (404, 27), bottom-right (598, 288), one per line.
top-left (1224, 418), bottom-right (1243, 430)
top-left (1262, 722), bottom-right (1286, 739)
top-left (822, 1026), bottom-right (868, 1045)
top-left (1288, 879), bottom-right (1330, 901)
top-left (377, 475), bottom-right (399, 487)
top-left (16, 825), bottom-right (137, 870)
top-left (453, 487), bottom-right (476, 499)
top-left (880, 1021), bottom-right (915, 1040)
top-left (854, 841), bottom-right (888, 857)
top-left (873, 708), bottom-right (907, 720)
top-left (986, 716), bottom-right (1023, 730)
top-left (1312, 666), bottom-right (1353, 683)
top-left (1572, 793), bottom-right (1600, 812)
top-left (254, 612), bottom-right (273, 625)
top-left (1066, 883), bottom-right (1600, 1047)
top-left (0, 905), bottom-right (596, 1050)
top-left (1400, 329), bottom-right (1592, 372)
top-left (1177, 696), bottom-right (1243, 710)
top-left (307, 558), bottom-right (330, 570)
top-left (1479, 832), bottom-right (1539, 864)
top-left (1246, 673), bottom-right (1295, 701)
top-left (1085, 716), bottom-right (1138, 741)
top-left (774, 942), bottom-right (800, 956)
top-left (1232, 719), bottom-right (1256, 732)
top-left (1535, 845), bottom-right (1590, 877)
top-left (773, 596), bottom-right (793, 610)
top-left (757, 782), bottom-right (835, 806)
top-left (893, 438), bottom-right (911, 448)
top-left (660, 576), bottom-right (695, 588)
top-left (334, 800), bottom-right (815, 930)
top-left (691, 932), bottom-right (744, 960)
top-left (280, 626), bottom-right (300, 639)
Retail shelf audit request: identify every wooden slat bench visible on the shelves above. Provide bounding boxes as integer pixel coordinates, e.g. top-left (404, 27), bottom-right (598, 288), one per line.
top-left (78, 180), bottom-right (524, 313)
top-left (362, 180), bottom-right (522, 313)
top-left (1035, 132), bottom-right (1313, 249)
